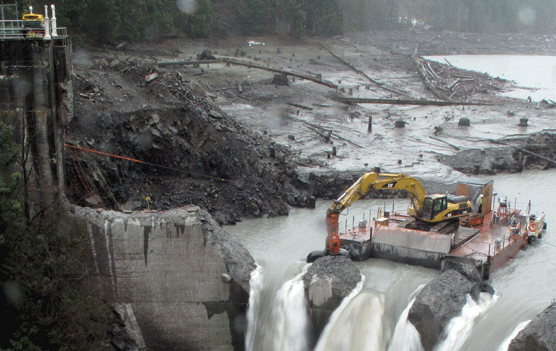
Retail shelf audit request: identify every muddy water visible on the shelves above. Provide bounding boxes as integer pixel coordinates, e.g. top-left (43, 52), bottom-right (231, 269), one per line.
top-left (226, 169), bottom-right (555, 351)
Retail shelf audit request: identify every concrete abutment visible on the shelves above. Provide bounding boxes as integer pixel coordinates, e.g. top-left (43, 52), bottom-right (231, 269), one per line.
top-left (73, 206), bottom-right (255, 350)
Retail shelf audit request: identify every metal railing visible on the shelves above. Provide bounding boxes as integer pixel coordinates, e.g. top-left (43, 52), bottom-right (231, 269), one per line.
top-left (0, 19), bottom-right (67, 40)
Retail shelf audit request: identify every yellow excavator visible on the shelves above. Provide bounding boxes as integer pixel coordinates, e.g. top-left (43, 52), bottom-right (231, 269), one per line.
top-left (325, 172), bottom-right (472, 255)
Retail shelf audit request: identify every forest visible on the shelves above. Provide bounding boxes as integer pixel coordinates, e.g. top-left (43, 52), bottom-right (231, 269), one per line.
top-left (6, 0), bottom-right (555, 44)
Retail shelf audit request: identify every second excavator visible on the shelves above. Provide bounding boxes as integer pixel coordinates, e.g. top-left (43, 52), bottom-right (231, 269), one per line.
top-left (325, 172), bottom-right (472, 255)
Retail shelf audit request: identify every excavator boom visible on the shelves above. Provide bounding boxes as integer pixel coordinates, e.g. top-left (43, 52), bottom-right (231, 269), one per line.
top-left (325, 172), bottom-right (470, 254)
top-left (327, 172), bottom-right (427, 218)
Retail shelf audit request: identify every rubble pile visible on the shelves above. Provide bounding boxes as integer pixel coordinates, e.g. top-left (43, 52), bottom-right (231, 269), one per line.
top-left (67, 56), bottom-right (315, 224)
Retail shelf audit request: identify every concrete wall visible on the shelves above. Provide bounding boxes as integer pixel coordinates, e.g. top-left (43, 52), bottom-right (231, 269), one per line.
top-left (371, 242), bottom-right (445, 270)
top-left (370, 228), bottom-right (451, 269)
top-left (73, 205), bottom-right (256, 351)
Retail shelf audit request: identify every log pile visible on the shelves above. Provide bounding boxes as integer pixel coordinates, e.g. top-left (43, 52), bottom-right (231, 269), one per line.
top-left (412, 56), bottom-right (507, 102)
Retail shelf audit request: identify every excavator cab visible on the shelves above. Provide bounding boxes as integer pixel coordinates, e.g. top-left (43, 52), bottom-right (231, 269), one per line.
top-left (422, 195), bottom-right (448, 220)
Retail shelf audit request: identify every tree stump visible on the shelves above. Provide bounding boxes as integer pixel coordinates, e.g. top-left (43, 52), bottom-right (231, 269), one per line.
top-left (272, 73), bottom-right (289, 86)
top-left (458, 117), bottom-right (470, 126)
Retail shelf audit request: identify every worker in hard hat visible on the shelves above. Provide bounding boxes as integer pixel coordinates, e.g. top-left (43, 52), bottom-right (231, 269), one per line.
top-left (476, 194), bottom-right (483, 214)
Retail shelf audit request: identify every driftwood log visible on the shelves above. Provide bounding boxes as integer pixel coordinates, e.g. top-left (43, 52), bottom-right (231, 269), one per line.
top-left (429, 136), bottom-right (461, 150)
top-left (287, 102), bottom-right (313, 110)
top-left (412, 55), bottom-right (452, 101)
top-left (158, 57), bottom-right (338, 89)
top-left (287, 116), bottom-right (364, 148)
top-left (320, 43), bottom-right (412, 98)
top-left (335, 96), bottom-right (489, 106)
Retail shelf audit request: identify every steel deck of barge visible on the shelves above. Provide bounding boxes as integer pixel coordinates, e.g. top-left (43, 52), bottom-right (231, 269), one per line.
top-left (338, 207), bottom-right (527, 275)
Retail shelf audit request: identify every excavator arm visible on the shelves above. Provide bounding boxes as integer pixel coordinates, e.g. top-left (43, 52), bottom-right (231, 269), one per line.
top-left (326, 172), bottom-right (428, 254)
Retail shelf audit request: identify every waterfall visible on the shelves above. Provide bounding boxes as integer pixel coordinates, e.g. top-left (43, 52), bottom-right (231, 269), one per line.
top-left (270, 269), bottom-right (311, 351)
top-left (388, 285), bottom-right (426, 351)
top-left (313, 277), bottom-right (371, 351)
top-left (497, 320), bottom-right (531, 351)
top-left (434, 293), bottom-right (499, 351)
top-left (245, 265), bottom-right (263, 351)
top-left (246, 264), bottom-right (311, 351)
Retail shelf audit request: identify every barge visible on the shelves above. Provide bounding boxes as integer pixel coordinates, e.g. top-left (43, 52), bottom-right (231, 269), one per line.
top-left (309, 173), bottom-right (547, 280)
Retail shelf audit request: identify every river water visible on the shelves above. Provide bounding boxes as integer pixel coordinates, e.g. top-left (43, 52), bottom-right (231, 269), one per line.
top-left (227, 169), bottom-right (555, 351)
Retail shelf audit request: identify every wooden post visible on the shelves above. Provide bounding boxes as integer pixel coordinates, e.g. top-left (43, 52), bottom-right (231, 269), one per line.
top-left (367, 115), bottom-right (372, 133)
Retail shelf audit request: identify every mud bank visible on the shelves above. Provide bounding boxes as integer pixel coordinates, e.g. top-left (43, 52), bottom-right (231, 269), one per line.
top-left (438, 132), bottom-right (556, 175)
top-left (68, 64), bottom-right (315, 225)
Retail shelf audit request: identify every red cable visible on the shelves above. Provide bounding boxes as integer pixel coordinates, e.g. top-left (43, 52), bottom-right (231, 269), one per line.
top-left (64, 144), bottom-right (143, 163)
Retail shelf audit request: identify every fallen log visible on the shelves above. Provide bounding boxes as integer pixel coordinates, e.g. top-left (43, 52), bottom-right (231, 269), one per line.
top-left (320, 43), bottom-right (412, 98)
top-left (287, 102), bottom-right (313, 110)
top-left (220, 57), bottom-right (338, 89)
top-left (287, 116), bottom-right (364, 148)
top-left (429, 136), bottom-right (460, 150)
top-left (158, 57), bottom-right (338, 89)
top-left (158, 59), bottom-right (220, 66)
top-left (447, 78), bottom-right (461, 90)
top-left (331, 132), bottom-right (364, 148)
top-left (483, 82), bottom-right (502, 91)
top-left (408, 136), bottom-right (446, 148)
top-left (427, 62), bottom-right (440, 80)
top-left (334, 96), bottom-right (489, 106)
top-left (412, 56), bottom-right (451, 101)
top-left (306, 125), bottom-right (332, 143)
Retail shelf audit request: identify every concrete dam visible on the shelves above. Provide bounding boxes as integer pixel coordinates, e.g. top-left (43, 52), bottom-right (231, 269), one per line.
top-left (74, 205), bottom-right (255, 350)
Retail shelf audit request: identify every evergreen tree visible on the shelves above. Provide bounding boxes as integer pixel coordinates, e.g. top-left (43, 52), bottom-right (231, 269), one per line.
top-left (303, 0), bottom-right (343, 35)
top-left (187, 0), bottom-right (214, 38)
top-left (277, 0), bottom-right (306, 37)
top-left (0, 122), bottom-right (112, 350)
top-left (243, 0), bottom-right (267, 35)
top-left (82, 0), bottom-right (120, 43)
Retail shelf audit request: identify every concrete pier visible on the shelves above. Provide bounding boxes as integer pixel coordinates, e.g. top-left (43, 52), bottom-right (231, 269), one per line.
top-left (0, 28), bottom-right (72, 214)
